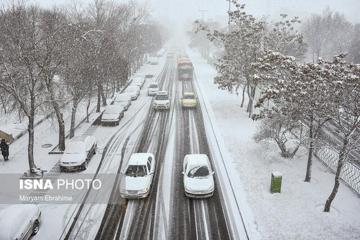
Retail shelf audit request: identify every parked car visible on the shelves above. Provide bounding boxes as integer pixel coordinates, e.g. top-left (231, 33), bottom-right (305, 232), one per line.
top-left (145, 74), bottom-right (154, 79)
top-left (148, 82), bottom-right (159, 96)
top-left (132, 77), bottom-right (145, 89)
top-left (0, 204), bottom-right (41, 240)
top-left (156, 48), bottom-right (165, 57)
top-left (59, 136), bottom-right (97, 172)
top-left (148, 57), bottom-right (159, 65)
top-left (101, 105), bottom-right (125, 126)
top-left (182, 154), bottom-right (215, 198)
top-left (120, 153), bottom-right (156, 199)
top-left (153, 91), bottom-right (170, 110)
top-left (181, 92), bottom-right (197, 108)
top-left (125, 85), bottom-right (140, 100)
top-left (114, 93), bottom-right (131, 110)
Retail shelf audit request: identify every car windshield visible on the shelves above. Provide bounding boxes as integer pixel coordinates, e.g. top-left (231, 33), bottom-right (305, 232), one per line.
top-left (187, 166), bottom-right (210, 178)
top-left (149, 84), bottom-right (158, 88)
top-left (155, 95), bottom-right (168, 100)
top-left (184, 95), bottom-right (194, 99)
top-left (125, 165), bottom-right (147, 177)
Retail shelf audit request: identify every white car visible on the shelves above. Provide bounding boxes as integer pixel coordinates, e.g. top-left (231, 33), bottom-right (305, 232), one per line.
top-left (148, 82), bottom-right (159, 96)
top-left (132, 77), bottom-right (145, 89)
top-left (153, 91), bottom-right (170, 110)
top-left (125, 85), bottom-right (140, 100)
top-left (101, 105), bottom-right (125, 126)
top-left (182, 154), bottom-right (215, 198)
top-left (145, 74), bottom-right (154, 79)
top-left (59, 136), bottom-right (97, 172)
top-left (148, 57), bottom-right (159, 65)
top-left (114, 93), bottom-right (131, 110)
top-left (120, 153), bottom-right (156, 199)
top-left (0, 204), bottom-right (41, 240)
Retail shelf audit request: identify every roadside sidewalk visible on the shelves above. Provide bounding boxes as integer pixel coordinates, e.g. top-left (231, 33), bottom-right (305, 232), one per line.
top-left (0, 61), bottom-right (162, 175)
top-left (0, 99), bottom-right (99, 174)
top-left (189, 49), bottom-right (360, 240)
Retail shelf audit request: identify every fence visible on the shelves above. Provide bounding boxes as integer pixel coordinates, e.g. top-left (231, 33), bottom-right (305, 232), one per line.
top-left (315, 146), bottom-right (360, 194)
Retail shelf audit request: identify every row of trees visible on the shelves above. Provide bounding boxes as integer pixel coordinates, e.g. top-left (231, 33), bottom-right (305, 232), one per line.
top-left (254, 52), bottom-right (360, 212)
top-left (195, 0), bottom-right (360, 212)
top-left (0, 1), bottom-right (163, 171)
top-left (302, 8), bottom-right (360, 63)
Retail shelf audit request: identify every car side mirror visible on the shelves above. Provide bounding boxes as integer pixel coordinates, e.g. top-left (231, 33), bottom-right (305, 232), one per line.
top-left (211, 171), bottom-right (215, 175)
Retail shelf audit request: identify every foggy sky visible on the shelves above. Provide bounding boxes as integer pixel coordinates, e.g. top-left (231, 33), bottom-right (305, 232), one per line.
top-left (28, 0), bottom-right (360, 25)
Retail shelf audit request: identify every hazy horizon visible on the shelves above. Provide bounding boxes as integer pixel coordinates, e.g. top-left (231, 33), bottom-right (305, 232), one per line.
top-left (22, 0), bottom-right (360, 26)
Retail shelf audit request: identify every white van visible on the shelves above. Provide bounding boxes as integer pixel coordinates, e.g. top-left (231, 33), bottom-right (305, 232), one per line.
top-left (147, 82), bottom-right (159, 96)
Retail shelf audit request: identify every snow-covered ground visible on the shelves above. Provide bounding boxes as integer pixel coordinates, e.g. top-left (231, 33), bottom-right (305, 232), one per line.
top-left (189, 49), bottom-right (360, 240)
top-left (0, 58), bottom-right (164, 239)
top-left (0, 99), bottom-right (99, 174)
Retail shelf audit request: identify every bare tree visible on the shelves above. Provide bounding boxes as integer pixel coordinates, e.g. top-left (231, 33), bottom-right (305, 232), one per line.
top-left (0, 4), bottom-right (45, 170)
top-left (302, 9), bottom-right (353, 62)
top-left (35, 8), bottom-right (69, 151)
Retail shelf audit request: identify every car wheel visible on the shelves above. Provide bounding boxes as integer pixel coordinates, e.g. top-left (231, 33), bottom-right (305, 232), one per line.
top-left (32, 220), bottom-right (40, 236)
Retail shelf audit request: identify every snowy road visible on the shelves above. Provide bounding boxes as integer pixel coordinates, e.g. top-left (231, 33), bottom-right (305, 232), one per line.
top-left (94, 54), bottom-right (239, 240)
top-left (168, 76), bottom-right (231, 240)
top-left (41, 52), bottom-right (249, 240)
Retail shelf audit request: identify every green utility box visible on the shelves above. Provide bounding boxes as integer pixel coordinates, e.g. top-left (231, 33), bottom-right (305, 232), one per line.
top-left (271, 172), bottom-right (282, 193)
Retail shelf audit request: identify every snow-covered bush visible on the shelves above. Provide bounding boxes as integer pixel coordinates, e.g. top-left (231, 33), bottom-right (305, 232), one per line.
top-left (254, 113), bottom-right (303, 158)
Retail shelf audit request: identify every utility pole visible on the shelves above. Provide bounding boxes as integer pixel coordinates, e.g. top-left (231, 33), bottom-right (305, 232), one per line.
top-left (228, 0), bottom-right (231, 26)
top-left (227, 0), bottom-right (231, 31)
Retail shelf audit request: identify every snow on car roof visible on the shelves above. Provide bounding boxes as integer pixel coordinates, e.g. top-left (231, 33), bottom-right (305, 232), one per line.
top-left (185, 154), bottom-right (210, 166)
top-left (115, 93), bottom-right (131, 100)
top-left (128, 153), bottom-right (154, 165)
top-left (156, 91), bottom-right (168, 95)
top-left (183, 92), bottom-right (195, 96)
top-left (0, 204), bottom-right (39, 239)
top-left (104, 105), bottom-right (122, 113)
top-left (66, 141), bottom-right (86, 153)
